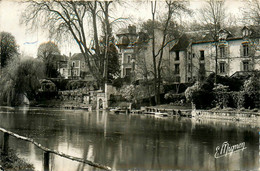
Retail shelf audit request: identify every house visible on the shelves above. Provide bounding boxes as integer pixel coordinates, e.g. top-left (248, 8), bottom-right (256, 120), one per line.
top-left (116, 25), bottom-right (175, 82)
top-left (52, 54), bottom-right (69, 78)
top-left (68, 53), bottom-right (90, 79)
top-left (170, 26), bottom-right (260, 83)
top-left (116, 25), bottom-right (139, 79)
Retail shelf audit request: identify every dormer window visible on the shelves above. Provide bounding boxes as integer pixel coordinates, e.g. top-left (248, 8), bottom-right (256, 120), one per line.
top-left (175, 51), bottom-right (180, 60)
top-left (200, 50), bottom-right (205, 60)
top-left (218, 29), bottom-right (229, 40)
top-left (242, 27), bottom-right (250, 37)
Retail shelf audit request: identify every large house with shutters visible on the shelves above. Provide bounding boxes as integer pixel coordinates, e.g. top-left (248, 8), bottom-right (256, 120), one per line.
top-left (116, 25), bottom-right (174, 82)
top-left (170, 26), bottom-right (260, 83)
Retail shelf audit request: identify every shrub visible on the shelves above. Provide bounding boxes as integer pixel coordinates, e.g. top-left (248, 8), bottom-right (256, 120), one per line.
top-left (213, 84), bottom-right (229, 108)
top-left (184, 82), bottom-right (201, 102)
top-left (164, 92), bottom-right (185, 102)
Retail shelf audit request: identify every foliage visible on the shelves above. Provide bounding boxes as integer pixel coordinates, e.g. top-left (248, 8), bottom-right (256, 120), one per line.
top-left (119, 84), bottom-right (135, 102)
top-left (242, 73), bottom-right (260, 109)
top-left (66, 80), bottom-right (86, 90)
top-left (0, 57), bottom-right (45, 106)
top-left (217, 75), bottom-right (243, 91)
top-left (243, 73), bottom-right (260, 95)
top-left (112, 77), bottom-right (125, 89)
top-left (164, 92), bottom-right (185, 102)
top-left (106, 43), bottom-right (120, 82)
top-left (37, 41), bottom-right (61, 78)
top-left (184, 82), bottom-right (201, 102)
top-left (22, 1), bottom-right (120, 87)
top-left (0, 32), bottom-right (18, 68)
top-left (213, 84), bottom-right (229, 108)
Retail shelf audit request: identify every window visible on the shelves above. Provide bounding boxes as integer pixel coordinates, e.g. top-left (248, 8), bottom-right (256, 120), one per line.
top-left (176, 76), bottom-right (180, 83)
top-left (175, 51), bottom-right (180, 60)
top-left (243, 44), bottom-right (249, 56)
top-left (127, 55), bottom-right (131, 63)
top-left (220, 46), bottom-right (225, 58)
top-left (188, 64), bottom-right (191, 72)
top-left (125, 68), bottom-right (131, 76)
top-left (188, 52), bottom-right (191, 60)
top-left (243, 61), bottom-right (249, 71)
top-left (193, 53), bottom-right (195, 58)
top-left (200, 63), bottom-right (205, 70)
top-left (200, 50), bottom-right (205, 60)
top-left (242, 28), bottom-right (249, 37)
top-left (220, 62), bottom-right (226, 73)
top-left (73, 70), bottom-right (77, 76)
top-left (72, 61), bottom-right (75, 67)
top-left (175, 64), bottom-right (180, 74)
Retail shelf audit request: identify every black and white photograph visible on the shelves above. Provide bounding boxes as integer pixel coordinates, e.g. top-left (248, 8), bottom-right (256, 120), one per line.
top-left (0, 0), bottom-right (259, 170)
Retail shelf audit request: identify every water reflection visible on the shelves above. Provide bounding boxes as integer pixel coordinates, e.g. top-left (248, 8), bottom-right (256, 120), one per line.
top-left (0, 107), bottom-right (259, 170)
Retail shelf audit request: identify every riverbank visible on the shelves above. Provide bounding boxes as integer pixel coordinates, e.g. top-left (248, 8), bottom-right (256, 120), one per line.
top-left (140, 104), bottom-right (260, 123)
top-left (193, 108), bottom-right (260, 122)
top-left (0, 149), bottom-right (34, 171)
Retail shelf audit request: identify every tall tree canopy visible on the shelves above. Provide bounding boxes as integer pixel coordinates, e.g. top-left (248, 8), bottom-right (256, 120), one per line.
top-left (37, 41), bottom-right (60, 78)
top-left (22, 0), bottom-right (120, 87)
top-left (0, 32), bottom-right (18, 68)
top-left (243, 0), bottom-right (260, 25)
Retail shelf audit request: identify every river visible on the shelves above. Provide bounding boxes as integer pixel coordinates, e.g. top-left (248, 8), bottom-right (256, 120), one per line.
top-left (0, 106), bottom-right (259, 171)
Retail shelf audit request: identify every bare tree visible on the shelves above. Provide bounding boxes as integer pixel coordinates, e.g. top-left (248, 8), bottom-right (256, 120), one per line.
top-left (199, 0), bottom-right (225, 83)
top-left (150, 0), bottom-right (189, 104)
top-left (22, 1), bottom-right (120, 87)
top-left (242, 0), bottom-right (260, 25)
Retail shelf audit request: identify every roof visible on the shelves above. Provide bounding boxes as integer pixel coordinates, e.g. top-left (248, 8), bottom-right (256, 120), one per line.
top-left (71, 53), bottom-right (85, 60)
top-left (170, 34), bottom-right (190, 51)
top-left (53, 54), bottom-right (68, 62)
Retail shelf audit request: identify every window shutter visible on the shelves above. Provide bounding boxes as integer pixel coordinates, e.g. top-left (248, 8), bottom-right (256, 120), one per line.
top-left (240, 44), bottom-right (243, 57)
top-left (249, 45), bottom-right (255, 57)
top-left (249, 60), bottom-right (254, 71)
top-left (225, 46), bottom-right (229, 58)
top-left (225, 62), bottom-right (229, 74)
top-left (240, 61), bottom-right (243, 71)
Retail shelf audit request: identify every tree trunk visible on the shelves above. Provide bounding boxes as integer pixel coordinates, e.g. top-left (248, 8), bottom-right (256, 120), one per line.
top-left (151, 1), bottom-right (158, 105)
top-left (215, 43), bottom-right (218, 84)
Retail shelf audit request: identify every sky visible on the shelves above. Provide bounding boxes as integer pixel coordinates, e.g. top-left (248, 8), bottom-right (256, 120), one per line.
top-left (0, 0), bottom-right (244, 58)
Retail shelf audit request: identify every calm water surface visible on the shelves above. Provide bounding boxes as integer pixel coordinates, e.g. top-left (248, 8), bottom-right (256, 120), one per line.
top-left (0, 106), bottom-right (259, 171)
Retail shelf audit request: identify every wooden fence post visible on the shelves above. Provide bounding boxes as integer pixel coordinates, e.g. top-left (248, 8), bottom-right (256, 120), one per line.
top-left (43, 151), bottom-right (50, 171)
top-left (2, 133), bottom-right (9, 156)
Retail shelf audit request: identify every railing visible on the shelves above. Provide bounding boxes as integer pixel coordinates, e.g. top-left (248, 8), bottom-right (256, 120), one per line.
top-left (0, 127), bottom-right (111, 171)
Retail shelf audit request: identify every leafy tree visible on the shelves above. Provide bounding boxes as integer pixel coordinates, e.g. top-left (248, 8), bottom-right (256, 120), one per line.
top-left (106, 43), bottom-right (120, 82)
top-left (242, 72), bottom-right (260, 109)
top-left (0, 56), bottom-right (45, 106)
top-left (0, 32), bottom-right (18, 68)
top-left (37, 41), bottom-right (60, 78)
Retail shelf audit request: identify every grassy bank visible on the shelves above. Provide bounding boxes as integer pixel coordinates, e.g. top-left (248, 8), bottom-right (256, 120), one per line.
top-left (0, 149), bottom-right (34, 171)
